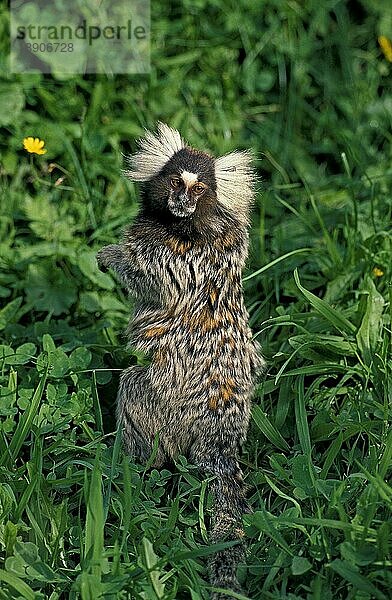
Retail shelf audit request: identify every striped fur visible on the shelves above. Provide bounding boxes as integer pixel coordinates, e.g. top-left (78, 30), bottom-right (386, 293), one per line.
top-left (97, 124), bottom-right (265, 599)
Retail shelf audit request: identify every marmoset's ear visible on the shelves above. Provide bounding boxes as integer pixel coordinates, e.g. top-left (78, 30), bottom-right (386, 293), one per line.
top-left (124, 122), bottom-right (185, 181)
top-left (214, 150), bottom-right (257, 225)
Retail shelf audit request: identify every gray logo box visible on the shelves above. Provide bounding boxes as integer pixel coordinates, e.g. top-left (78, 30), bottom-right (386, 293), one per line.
top-left (10, 0), bottom-right (150, 74)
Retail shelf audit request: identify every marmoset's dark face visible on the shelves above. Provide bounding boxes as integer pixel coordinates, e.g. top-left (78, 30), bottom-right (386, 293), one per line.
top-left (147, 148), bottom-right (217, 218)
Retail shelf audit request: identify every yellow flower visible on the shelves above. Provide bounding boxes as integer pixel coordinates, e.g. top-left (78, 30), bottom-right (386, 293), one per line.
top-left (23, 137), bottom-right (47, 155)
top-left (373, 267), bottom-right (384, 277)
top-left (378, 36), bottom-right (392, 62)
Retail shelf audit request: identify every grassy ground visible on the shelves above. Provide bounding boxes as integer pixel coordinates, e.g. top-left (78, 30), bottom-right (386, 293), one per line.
top-left (0, 1), bottom-right (391, 598)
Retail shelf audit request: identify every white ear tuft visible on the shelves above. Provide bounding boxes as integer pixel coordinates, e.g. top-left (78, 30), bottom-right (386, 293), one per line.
top-left (215, 150), bottom-right (257, 224)
top-left (124, 122), bottom-right (185, 181)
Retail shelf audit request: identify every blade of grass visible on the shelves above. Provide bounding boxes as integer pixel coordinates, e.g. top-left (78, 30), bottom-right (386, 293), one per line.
top-left (252, 405), bottom-right (290, 451)
top-left (198, 479), bottom-right (209, 544)
top-left (103, 426), bottom-right (122, 518)
top-left (295, 375), bottom-right (312, 457)
top-left (294, 269), bottom-right (356, 334)
top-left (14, 437), bottom-right (43, 521)
top-left (329, 559), bottom-right (386, 600)
top-left (0, 366), bottom-right (48, 467)
top-left (0, 570), bottom-right (36, 600)
top-left (84, 450), bottom-right (104, 578)
top-left (243, 248), bottom-right (312, 281)
top-left (91, 370), bottom-right (103, 434)
top-left (245, 507), bottom-right (294, 556)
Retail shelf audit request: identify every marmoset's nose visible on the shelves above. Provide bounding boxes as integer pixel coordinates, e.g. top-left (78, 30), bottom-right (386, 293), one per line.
top-left (178, 191), bottom-right (194, 207)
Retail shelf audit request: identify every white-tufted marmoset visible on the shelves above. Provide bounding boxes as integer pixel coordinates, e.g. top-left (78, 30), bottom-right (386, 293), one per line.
top-left (97, 123), bottom-right (265, 599)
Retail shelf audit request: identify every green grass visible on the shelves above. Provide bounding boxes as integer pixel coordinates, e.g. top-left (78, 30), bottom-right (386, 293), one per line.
top-left (0, 1), bottom-right (391, 598)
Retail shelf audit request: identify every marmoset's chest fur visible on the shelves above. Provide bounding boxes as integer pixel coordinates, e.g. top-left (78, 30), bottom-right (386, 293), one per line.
top-left (122, 216), bottom-right (260, 413)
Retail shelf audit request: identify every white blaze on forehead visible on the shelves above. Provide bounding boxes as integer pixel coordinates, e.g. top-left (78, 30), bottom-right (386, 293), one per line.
top-left (181, 170), bottom-right (198, 187)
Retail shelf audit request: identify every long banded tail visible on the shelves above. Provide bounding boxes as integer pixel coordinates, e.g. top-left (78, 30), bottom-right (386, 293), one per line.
top-left (208, 472), bottom-right (249, 599)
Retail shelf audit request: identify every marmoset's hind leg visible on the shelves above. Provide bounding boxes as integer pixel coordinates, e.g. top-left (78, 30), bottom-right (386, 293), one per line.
top-left (189, 441), bottom-right (250, 600)
top-left (117, 365), bottom-right (167, 467)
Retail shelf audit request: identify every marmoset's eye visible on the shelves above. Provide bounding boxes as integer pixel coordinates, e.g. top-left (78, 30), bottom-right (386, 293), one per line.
top-left (170, 177), bottom-right (181, 188)
top-left (193, 183), bottom-right (205, 195)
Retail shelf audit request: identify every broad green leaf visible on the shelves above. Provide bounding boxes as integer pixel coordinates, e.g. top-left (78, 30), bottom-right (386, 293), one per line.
top-left (24, 195), bottom-right (75, 242)
top-left (4, 521), bottom-right (17, 557)
top-left (0, 345), bottom-right (14, 364)
top-left (140, 537), bottom-right (166, 599)
top-left (5, 343), bottom-right (37, 365)
top-left (291, 455), bottom-right (316, 496)
top-left (0, 298), bottom-right (22, 331)
top-left (339, 541), bottom-right (377, 566)
top-left (42, 334), bottom-right (56, 353)
top-left (0, 84), bottom-right (24, 125)
top-left (50, 349), bottom-right (70, 378)
top-left (16, 343), bottom-right (36, 358)
top-left (291, 555), bottom-right (312, 575)
top-left (25, 262), bottom-right (77, 315)
top-left (69, 347), bottom-right (92, 372)
top-left (77, 251), bottom-right (115, 290)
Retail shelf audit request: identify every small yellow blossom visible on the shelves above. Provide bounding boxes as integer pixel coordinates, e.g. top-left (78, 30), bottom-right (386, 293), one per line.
top-left (378, 36), bottom-right (392, 62)
top-left (23, 137), bottom-right (47, 155)
top-left (373, 267), bottom-right (384, 277)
